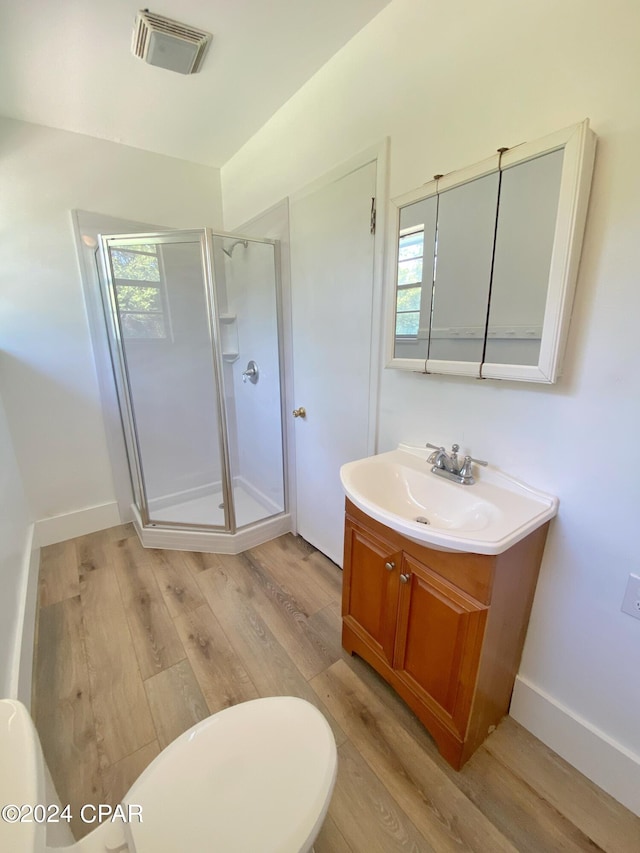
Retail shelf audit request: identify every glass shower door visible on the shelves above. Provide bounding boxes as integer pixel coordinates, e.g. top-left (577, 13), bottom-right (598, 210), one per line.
top-left (101, 230), bottom-right (231, 529)
top-left (213, 234), bottom-right (286, 529)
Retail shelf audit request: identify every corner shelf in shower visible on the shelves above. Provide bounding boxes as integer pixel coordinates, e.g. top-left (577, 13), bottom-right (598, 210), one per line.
top-left (219, 313), bottom-right (240, 362)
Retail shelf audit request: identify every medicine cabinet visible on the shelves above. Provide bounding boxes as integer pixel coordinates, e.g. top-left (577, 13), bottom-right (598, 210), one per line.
top-left (387, 120), bottom-right (596, 382)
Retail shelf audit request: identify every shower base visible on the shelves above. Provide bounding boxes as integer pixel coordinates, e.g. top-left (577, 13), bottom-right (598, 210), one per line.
top-left (132, 482), bottom-right (291, 555)
top-left (149, 483), bottom-right (273, 528)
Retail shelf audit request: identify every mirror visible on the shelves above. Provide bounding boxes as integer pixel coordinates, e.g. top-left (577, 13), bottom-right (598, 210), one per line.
top-left (387, 120), bottom-right (596, 383)
top-left (430, 171), bottom-right (499, 368)
top-left (484, 148), bottom-right (563, 366)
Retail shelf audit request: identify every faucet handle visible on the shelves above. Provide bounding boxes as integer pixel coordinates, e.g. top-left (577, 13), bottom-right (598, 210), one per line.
top-left (467, 454), bottom-right (488, 467)
top-left (426, 443), bottom-right (446, 466)
top-left (458, 454), bottom-right (488, 482)
top-left (425, 442), bottom-right (446, 466)
top-left (459, 456), bottom-right (488, 486)
top-left (427, 441), bottom-right (462, 453)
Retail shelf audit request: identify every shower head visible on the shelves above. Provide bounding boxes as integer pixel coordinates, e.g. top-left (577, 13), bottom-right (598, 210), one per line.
top-left (223, 239), bottom-right (248, 258)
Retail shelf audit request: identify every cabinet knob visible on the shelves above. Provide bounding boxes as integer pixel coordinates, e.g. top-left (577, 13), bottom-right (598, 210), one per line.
top-left (385, 561), bottom-right (395, 571)
top-left (400, 573), bottom-right (411, 584)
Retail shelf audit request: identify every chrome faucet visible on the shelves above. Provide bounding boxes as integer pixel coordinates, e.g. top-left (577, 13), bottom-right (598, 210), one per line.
top-left (426, 442), bottom-right (488, 486)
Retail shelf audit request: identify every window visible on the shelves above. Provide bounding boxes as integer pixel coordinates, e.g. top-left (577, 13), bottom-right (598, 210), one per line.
top-left (395, 227), bottom-right (424, 336)
top-left (111, 244), bottom-right (168, 339)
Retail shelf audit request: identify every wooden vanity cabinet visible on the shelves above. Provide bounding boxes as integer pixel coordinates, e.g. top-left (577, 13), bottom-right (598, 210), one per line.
top-left (341, 499), bottom-right (549, 769)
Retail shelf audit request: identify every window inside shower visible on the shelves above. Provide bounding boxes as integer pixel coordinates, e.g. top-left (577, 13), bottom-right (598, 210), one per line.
top-left (111, 243), bottom-right (170, 340)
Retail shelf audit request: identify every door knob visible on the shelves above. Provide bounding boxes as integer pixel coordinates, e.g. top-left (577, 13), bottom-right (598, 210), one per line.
top-left (385, 561), bottom-right (395, 571)
top-left (400, 573), bottom-right (411, 584)
top-left (292, 407), bottom-right (306, 418)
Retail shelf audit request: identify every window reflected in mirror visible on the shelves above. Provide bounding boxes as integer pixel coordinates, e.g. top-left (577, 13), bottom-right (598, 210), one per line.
top-left (394, 194), bottom-right (437, 360)
top-left (396, 228), bottom-right (423, 336)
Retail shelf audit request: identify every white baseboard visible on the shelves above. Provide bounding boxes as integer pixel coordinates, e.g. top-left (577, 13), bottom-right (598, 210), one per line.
top-left (510, 674), bottom-right (640, 817)
top-left (35, 501), bottom-right (121, 547)
top-left (9, 524), bottom-right (40, 710)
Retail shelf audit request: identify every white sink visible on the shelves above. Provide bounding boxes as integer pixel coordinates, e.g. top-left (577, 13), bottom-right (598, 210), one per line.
top-left (340, 444), bottom-right (558, 555)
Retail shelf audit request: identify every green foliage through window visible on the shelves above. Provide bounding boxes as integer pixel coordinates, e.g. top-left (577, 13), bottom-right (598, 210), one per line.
top-left (116, 285), bottom-right (161, 313)
top-left (111, 244), bottom-right (166, 340)
top-left (111, 247), bottom-right (160, 281)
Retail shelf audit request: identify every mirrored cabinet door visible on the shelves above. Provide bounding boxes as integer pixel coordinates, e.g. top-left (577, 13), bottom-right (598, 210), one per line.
top-left (429, 171), bottom-right (499, 374)
top-left (484, 148), bottom-right (564, 367)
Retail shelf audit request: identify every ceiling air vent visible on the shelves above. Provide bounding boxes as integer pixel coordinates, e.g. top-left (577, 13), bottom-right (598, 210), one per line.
top-left (132, 9), bottom-right (212, 75)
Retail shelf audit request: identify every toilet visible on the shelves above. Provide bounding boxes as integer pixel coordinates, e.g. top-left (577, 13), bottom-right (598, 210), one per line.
top-left (0, 696), bottom-right (337, 852)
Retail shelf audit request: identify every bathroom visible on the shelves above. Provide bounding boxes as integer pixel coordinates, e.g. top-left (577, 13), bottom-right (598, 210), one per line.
top-left (1, 0), bottom-right (639, 848)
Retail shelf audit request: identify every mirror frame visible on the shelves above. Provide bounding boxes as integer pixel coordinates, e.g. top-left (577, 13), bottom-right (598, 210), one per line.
top-left (385, 120), bottom-right (596, 383)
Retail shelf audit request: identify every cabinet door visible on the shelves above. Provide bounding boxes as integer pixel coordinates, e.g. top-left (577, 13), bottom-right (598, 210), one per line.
top-left (393, 555), bottom-right (487, 736)
top-left (342, 519), bottom-right (402, 665)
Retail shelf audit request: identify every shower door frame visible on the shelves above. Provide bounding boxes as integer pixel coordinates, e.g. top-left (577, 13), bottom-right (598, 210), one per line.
top-left (98, 227), bottom-right (287, 535)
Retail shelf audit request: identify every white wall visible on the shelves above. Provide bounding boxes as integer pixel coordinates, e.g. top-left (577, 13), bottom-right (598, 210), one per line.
top-left (0, 117), bottom-right (223, 538)
top-left (220, 0), bottom-right (640, 813)
top-left (0, 383), bottom-right (35, 701)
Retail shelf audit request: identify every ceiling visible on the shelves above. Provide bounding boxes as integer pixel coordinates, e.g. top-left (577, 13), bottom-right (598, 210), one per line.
top-left (0, 0), bottom-right (391, 168)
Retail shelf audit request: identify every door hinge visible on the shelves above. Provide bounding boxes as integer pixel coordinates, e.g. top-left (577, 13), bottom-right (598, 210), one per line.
top-left (370, 197), bottom-right (376, 234)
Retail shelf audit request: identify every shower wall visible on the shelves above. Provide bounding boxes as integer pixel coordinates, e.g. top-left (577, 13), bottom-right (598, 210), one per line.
top-left (224, 240), bottom-right (285, 520)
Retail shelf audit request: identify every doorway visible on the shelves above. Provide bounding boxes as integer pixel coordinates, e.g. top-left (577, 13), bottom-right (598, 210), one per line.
top-left (289, 146), bottom-right (386, 565)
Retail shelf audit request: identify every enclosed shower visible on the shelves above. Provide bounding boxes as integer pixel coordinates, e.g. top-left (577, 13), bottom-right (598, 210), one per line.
top-left (94, 227), bottom-right (288, 553)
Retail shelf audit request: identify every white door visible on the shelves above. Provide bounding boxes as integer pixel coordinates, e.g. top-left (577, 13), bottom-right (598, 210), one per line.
top-left (290, 159), bottom-right (377, 566)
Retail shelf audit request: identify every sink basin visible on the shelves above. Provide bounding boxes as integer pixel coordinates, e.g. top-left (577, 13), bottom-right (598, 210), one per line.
top-left (340, 444), bottom-right (558, 555)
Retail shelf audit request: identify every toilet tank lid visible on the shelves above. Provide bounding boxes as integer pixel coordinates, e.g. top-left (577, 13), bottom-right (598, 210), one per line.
top-left (0, 699), bottom-right (45, 853)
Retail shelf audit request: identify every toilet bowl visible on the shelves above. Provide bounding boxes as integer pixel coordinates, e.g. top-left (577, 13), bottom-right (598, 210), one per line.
top-left (0, 695), bottom-right (337, 852)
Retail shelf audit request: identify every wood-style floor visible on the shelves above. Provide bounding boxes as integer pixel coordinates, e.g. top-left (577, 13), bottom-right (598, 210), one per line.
top-left (33, 525), bottom-right (639, 851)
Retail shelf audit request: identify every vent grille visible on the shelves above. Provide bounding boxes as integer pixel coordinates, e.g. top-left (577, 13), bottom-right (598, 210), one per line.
top-left (131, 10), bottom-right (212, 74)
